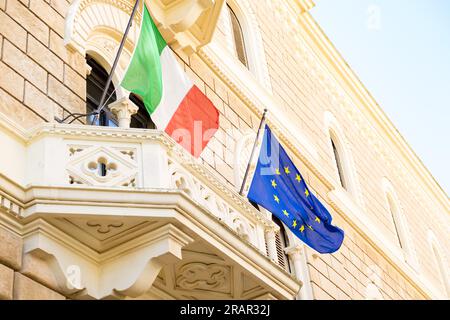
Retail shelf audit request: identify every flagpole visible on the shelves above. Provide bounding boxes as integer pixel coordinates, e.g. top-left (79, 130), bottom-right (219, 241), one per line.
top-left (90, 0), bottom-right (141, 125)
top-left (239, 108), bottom-right (268, 196)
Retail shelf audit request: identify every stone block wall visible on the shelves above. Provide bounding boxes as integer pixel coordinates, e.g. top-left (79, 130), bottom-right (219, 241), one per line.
top-left (0, 226), bottom-right (64, 300)
top-left (0, 0), bottom-right (448, 300)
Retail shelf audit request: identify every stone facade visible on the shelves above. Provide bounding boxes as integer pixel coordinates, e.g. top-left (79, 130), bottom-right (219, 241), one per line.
top-left (0, 0), bottom-right (448, 300)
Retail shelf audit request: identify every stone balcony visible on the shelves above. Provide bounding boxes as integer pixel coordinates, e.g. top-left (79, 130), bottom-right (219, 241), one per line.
top-left (0, 120), bottom-right (300, 300)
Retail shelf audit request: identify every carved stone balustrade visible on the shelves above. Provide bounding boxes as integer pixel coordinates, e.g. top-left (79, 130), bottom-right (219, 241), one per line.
top-left (0, 122), bottom-right (300, 299)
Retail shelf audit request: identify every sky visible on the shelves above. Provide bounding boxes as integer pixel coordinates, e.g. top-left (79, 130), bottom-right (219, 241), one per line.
top-left (311, 0), bottom-right (450, 195)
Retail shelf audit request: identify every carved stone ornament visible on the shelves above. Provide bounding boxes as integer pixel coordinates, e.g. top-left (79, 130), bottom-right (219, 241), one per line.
top-left (176, 262), bottom-right (231, 293)
top-left (86, 220), bottom-right (124, 234)
top-left (22, 222), bottom-right (194, 299)
top-left (66, 145), bottom-right (138, 187)
top-left (65, 0), bottom-right (226, 55)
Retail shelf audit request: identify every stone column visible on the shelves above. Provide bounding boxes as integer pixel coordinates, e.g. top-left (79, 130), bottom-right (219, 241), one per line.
top-left (285, 245), bottom-right (303, 280)
top-left (285, 244), bottom-right (314, 300)
top-left (109, 97), bottom-right (139, 128)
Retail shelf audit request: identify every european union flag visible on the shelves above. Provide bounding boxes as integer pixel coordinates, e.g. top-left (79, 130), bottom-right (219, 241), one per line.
top-left (247, 125), bottom-right (344, 253)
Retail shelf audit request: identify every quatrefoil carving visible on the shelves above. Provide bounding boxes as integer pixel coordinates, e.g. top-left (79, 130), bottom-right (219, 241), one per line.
top-left (66, 146), bottom-right (138, 187)
top-left (86, 157), bottom-right (118, 178)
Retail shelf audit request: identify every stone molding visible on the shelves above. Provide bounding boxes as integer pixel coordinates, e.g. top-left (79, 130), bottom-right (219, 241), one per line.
top-left (65, 0), bottom-right (225, 56)
top-left (22, 220), bottom-right (193, 299)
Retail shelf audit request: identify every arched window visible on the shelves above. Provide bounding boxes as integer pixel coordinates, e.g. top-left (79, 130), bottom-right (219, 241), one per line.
top-left (86, 55), bottom-right (118, 127)
top-left (386, 194), bottom-right (405, 250)
top-left (324, 111), bottom-right (364, 208)
top-left (382, 178), bottom-right (418, 269)
top-left (227, 3), bottom-right (248, 68)
top-left (428, 231), bottom-right (450, 297)
top-left (331, 136), bottom-right (347, 190)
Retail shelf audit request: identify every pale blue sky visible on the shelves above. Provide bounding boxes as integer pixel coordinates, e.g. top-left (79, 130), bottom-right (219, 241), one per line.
top-left (312, 0), bottom-right (450, 195)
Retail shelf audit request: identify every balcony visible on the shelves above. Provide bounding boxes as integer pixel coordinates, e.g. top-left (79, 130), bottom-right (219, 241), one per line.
top-left (0, 119), bottom-right (300, 300)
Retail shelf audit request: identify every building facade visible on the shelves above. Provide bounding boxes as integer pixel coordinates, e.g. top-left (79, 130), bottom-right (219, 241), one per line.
top-left (0, 0), bottom-right (448, 300)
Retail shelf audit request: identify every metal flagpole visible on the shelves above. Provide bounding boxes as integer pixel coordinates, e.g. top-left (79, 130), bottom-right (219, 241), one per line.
top-left (239, 108), bottom-right (268, 196)
top-left (90, 0), bottom-right (141, 125)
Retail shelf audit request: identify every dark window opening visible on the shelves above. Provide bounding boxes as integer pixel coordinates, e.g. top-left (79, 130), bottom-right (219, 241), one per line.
top-left (86, 55), bottom-right (156, 130)
top-left (86, 55), bottom-right (118, 127)
top-left (331, 138), bottom-right (347, 189)
top-left (228, 4), bottom-right (248, 68)
top-left (129, 93), bottom-right (156, 129)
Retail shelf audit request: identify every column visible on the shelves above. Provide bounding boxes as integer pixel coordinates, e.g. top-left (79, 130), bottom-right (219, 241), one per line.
top-left (109, 97), bottom-right (139, 128)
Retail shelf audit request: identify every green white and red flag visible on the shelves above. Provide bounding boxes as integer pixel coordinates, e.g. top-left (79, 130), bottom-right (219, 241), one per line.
top-left (121, 4), bottom-right (219, 157)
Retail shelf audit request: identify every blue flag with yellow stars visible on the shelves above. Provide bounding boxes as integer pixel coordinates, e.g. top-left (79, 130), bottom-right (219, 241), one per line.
top-left (247, 125), bottom-right (344, 254)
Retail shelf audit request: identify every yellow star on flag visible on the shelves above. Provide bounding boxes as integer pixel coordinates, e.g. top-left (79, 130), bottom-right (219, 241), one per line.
top-left (275, 168), bottom-right (281, 175)
top-left (292, 220), bottom-right (297, 228)
top-left (273, 195), bottom-right (280, 203)
top-left (315, 217), bottom-right (321, 224)
top-left (282, 209), bottom-right (289, 217)
top-left (284, 166), bottom-right (290, 174)
top-left (308, 225), bottom-right (314, 231)
top-left (271, 180), bottom-right (277, 188)
top-left (296, 174), bottom-right (302, 183)
top-left (300, 225), bottom-right (305, 233)
top-left (304, 188), bottom-right (310, 197)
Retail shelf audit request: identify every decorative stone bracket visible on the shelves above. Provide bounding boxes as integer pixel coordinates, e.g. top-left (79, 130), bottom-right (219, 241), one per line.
top-left (147, 0), bottom-right (225, 54)
top-left (65, 0), bottom-right (225, 56)
top-left (22, 221), bottom-right (193, 299)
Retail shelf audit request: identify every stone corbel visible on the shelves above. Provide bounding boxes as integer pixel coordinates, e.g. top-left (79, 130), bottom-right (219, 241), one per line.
top-left (109, 97), bottom-right (139, 128)
top-left (21, 248), bottom-right (87, 297)
top-left (22, 229), bottom-right (87, 297)
top-left (22, 220), bottom-right (193, 300)
top-left (100, 224), bottom-right (194, 299)
top-left (146, 0), bottom-right (225, 55)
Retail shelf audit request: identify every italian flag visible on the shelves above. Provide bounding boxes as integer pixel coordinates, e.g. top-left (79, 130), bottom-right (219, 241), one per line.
top-left (121, 4), bottom-right (219, 158)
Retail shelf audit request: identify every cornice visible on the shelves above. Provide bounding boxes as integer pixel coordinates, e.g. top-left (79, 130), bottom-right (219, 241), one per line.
top-left (297, 12), bottom-right (449, 211)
